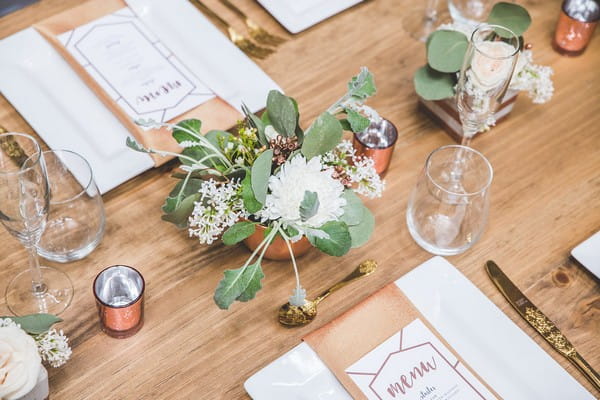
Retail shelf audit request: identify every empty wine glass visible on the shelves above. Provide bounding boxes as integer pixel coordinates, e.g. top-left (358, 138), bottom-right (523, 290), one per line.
top-left (456, 24), bottom-right (520, 148)
top-left (402, 0), bottom-right (451, 42)
top-left (0, 133), bottom-right (73, 315)
top-left (406, 145), bottom-right (493, 255)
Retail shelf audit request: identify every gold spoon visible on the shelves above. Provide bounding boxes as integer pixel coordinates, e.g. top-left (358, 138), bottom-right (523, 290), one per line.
top-left (278, 260), bottom-right (377, 327)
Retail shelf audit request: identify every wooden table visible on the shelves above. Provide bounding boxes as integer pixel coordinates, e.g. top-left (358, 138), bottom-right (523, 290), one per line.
top-left (1, 0), bottom-right (599, 398)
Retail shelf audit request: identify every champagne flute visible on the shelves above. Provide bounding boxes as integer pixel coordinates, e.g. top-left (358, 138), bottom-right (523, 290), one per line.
top-left (0, 133), bottom-right (73, 315)
top-left (456, 24), bottom-right (520, 148)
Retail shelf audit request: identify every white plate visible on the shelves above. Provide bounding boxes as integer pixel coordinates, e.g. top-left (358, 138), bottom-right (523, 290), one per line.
top-left (0, 0), bottom-right (280, 194)
top-left (245, 257), bottom-right (594, 399)
top-left (572, 231), bottom-right (600, 280)
top-left (256, 0), bottom-right (363, 34)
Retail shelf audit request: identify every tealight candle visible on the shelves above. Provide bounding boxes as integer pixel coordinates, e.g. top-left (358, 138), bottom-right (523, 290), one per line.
top-left (353, 118), bottom-right (398, 174)
top-left (93, 265), bottom-right (145, 339)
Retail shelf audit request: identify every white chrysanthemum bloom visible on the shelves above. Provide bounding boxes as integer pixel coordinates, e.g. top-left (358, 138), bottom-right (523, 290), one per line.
top-left (35, 329), bottom-right (72, 368)
top-left (188, 179), bottom-right (246, 245)
top-left (259, 155), bottom-right (346, 231)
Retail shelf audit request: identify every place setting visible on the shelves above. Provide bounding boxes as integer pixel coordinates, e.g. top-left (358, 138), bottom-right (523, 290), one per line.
top-left (0, 0), bottom-right (599, 399)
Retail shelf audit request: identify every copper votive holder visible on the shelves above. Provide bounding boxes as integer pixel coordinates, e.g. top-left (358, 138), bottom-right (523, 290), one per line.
top-left (554, 0), bottom-right (599, 56)
top-left (353, 118), bottom-right (398, 174)
top-left (93, 265), bottom-right (145, 339)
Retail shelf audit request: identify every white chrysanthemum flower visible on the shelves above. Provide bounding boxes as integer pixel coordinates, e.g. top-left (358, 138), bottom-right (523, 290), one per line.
top-left (259, 155), bottom-right (346, 230)
top-left (188, 179), bottom-right (246, 245)
top-left (35, 329), bottom-right (72, 368)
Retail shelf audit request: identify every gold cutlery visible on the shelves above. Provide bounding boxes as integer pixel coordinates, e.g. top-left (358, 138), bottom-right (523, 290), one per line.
top-left (189, 0), bottom-right (274, 59)
top-left (278, 260), bottom-right (377, 327)
top-left (218, 0), bottom-right (286, 47)
top-left (486, 260), bottom-right (600, 392)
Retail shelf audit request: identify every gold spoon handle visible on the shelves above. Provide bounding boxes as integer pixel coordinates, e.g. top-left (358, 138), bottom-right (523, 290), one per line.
top-left (314, 260), bottom-right (377, 305)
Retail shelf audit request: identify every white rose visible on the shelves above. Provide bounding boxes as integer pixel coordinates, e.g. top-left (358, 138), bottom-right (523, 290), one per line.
top-left (0, 326), bottom-right (42, 400)
top-left (470, 41), bottom-right (516, 90)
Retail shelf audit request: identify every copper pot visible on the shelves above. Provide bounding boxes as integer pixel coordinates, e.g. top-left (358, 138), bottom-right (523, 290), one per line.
top-left (243, 224), bottom-right (312, 261)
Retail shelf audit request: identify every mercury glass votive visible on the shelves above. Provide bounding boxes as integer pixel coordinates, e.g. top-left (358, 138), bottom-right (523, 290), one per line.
top-left (93, 265), bottom-right (145, 339)
top-left (554, 0), bottom-right (599, 56)
top-left (353, 118), bottom-right (398, 174)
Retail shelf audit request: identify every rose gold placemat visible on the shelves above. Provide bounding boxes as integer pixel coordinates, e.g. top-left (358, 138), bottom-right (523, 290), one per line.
top-left (33, 0), bottom-right (240, 166)
top-left (304, 284), bottom-right (500, 399)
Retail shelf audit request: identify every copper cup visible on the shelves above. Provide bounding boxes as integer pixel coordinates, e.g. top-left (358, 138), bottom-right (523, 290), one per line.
top-left (353, 118), bottom-right (398, 174)
top-left (93, 265), bottom-right (145, 339)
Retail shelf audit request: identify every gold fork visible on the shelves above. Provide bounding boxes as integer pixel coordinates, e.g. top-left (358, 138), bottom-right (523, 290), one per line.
top-left (190, 0), bottom-right (274, 59)
top-left (218, 0), bottom-right (286, 46)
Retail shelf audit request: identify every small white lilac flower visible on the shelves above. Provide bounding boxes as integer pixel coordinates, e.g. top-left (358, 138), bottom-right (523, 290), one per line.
top-left (35, 329), bottom-right (72, 368)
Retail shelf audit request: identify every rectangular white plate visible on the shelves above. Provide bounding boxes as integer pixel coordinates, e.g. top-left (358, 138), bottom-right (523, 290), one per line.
top-left (572, 231), bottom-right (600, 280)
top-left (0, 0), bottom-right (280, 194)
top-left (245, 257), bottom-right (594, 399)
top-left (256, 0), bottom-right (363, 34)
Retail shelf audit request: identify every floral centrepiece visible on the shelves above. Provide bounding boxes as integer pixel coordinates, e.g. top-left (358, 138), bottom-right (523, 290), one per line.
top-left (0, 314), bottom-right (71, 400)
top-left (128, 68), bottom-right (385, 310)
top-left (414, 2), bottom-right (553, 131)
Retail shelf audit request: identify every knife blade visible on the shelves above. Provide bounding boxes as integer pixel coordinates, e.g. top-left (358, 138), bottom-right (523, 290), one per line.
top-left (485, 260), bottom-right (600, 393)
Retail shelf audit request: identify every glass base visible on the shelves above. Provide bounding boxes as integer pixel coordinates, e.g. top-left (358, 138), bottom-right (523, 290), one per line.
top-left (5, 266), bottom-right (74, 316)
top-left (406, 209), bottom-right (475, 256)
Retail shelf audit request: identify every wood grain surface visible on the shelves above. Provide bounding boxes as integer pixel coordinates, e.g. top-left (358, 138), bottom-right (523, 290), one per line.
top-left (1, 0), bottom-right (599, 398)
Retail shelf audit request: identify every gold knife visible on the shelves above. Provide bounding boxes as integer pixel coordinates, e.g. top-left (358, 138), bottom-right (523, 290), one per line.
top-left (485, 260), bottom-right (600, 393)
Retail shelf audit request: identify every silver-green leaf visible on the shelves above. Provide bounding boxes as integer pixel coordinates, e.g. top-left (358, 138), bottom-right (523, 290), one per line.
top-left (214, 262), bottom-right (265, 309)
top-left (414, 65), bottom-right (456, 101)
top-left (348, 207), bottom-right (375, 248)
top-left (308, 221), bottom-right (352, 257)
top-left (487, 2), bottom-right (531, 37)
top-left (251, 149), bottom-right (274, 204)
top-left (301, 112), bottom-right (343, 159)
top-left (299, 191), bottom-right (319, 222)
top-left (340, 190), bottom-right (365, 226)
top-left (222, 221), bottom-right (256, 246)
top-left (427, 30), bottom-right (469, 73)
top-left (5, 314), bottom-right (62, 335)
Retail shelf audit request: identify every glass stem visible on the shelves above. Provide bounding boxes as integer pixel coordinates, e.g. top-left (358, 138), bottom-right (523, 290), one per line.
top-left (425, 0), bottom-right (439, 20)
top-left (26, 245), bottom-right (46, 295)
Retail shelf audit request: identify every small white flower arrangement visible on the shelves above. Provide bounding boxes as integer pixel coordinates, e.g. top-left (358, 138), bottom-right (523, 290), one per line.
top-left (128, 68), bottom-right (385, 310)
top-left (0, 314), bottom-right (71, 400)
top-left (414, 2), bottom-right (554, 127)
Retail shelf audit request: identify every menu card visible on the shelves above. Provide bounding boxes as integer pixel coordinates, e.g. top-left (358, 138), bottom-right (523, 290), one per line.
top-left (304, 284), bottom-right (499, 400)
top-left (56, 7), bottom-right (215, 124)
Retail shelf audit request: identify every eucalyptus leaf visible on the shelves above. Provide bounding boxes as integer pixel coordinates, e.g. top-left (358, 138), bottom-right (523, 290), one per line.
top-left (487, 2), bottom-right (531, 37)
top-left (242, 103), bottom-right (267, 146)
top-left (414, 65), bottom-right (456, 101)
top-left (251, 149), bottom-right (273, 204)
top-left (214, 262), bottom-right (265, 309)
top-left (299, 191), bottom-right (320, 222)
top-left (427, 30), bottom-right (469, 73)
top-left (344, 108), bottom-right (371, 133)
top-left (241, 173), bottom-right (262, 214)
top-left (204, 130), bottom-right (233, 148)
top-left (172, 119), bottom-right (201, 144)
top-left (5, 314), bottom-right (62, 335)
top-left (179, 146), bottom-right (211, 166)
top-left (348, 207), bottom-right (375, 248)
top-left (301, 112), bottom-right (343, 159)
top-left (348, 67), bottom-right (377, 99)
top-left (339, 119), bottom-right (352, 131)
top-left (222, 221), bottom-right (256, 245)
top-left (340, 190), bottom-right (365, 226)
top-left (308, 221), bottom-right (351, 257)
top-left (266, 91), bottom-right (298, 137)
top-left (162, 193), bottom-right (200, 228)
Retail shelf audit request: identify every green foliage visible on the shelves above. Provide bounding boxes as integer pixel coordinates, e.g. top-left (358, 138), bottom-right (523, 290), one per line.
top-left (348, 207), bottom-right (375, 248)
top-left (308, 221), bottom-right (352, 257)
top-left (427, 30), bottom-right (468, 73)
top-left (214, 262), bottom-right (265, 309)
top-left (5, 314), bottom-right (62, 335)
top-left (487, 2), bottom-right (531, 37)
top-left (340, 190), bottom-right (365, 226)
top-left (347, 67), bottom-right (377, 99)
top-left (242, 103), bottom-right (267, 146)
top-left (299, 191), bottom-right (319, 222)
top-left (241, 172), bottom-right (263, 214)
top-left (344, 108), bottom-right (371, 133)
top-left (266, 90), bottom-right (298, 137)
top-left (162, 193), bottom-right (200, 228)
top-left (414, 66), bottom-right (456, 101)
top-left (172, 119), bottom-right (201, 143)
top-left (222, 221), bottom-right (256, 245)
top-left (251, 149), bottom-right (273, 204)
top-left (301, 112), bottom-right (343, 159)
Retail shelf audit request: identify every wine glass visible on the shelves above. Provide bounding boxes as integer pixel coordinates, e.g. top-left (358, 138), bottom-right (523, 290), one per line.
top-left (456, 24), bottom-right (520, 148)
top-left (406, 145), bottom-right (493, 255)
top-left (402, 0), bottom-right (451, 42)
top-left (0, 133), bottom-right (73, 315)
top-left (448, 0), bottom-right (493, 26)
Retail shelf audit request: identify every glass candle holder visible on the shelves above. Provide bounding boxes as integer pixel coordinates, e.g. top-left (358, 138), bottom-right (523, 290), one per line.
top-left (554, 0), bottom-right (600, 56)
top-left (93, 265), bottom-right (145, 339)
top-left (353, 118), bottom-right (398, 174)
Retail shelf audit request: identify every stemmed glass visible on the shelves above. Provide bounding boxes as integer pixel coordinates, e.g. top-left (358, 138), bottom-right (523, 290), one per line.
top-left (456, 24), bottom-right (520, 148)
top-left (0, 133), bottom-right (73, 315)
top-left (402, 0), bottom-right (450, 42)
